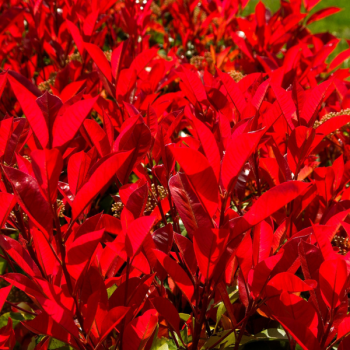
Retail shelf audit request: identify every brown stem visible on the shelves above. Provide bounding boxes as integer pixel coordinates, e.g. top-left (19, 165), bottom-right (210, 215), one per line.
top-left (320, 311), bottom-right (334, 349)
top-left (219, 193), bottom-right (228, 227)
top-left (5, 301), bottom-right (37, 316)
top-left (208, 300), bottom-right (258, 350)
top-left (166, 185), bottom-right (181, 233)
top-left (192, 283), bottom-right (210, 350)
top-left (119, 257), bottom-right (131, 350)
top-left (233, 316), bottom-right (249, 350)
top-left (253, 152), bottom-right (261, 197)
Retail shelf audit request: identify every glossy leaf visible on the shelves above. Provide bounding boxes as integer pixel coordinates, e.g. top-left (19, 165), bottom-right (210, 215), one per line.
top-left (71, 151), bottom-right (133, 221)
top-left (153, 249), bottom-right (194, 303)
top-left (3, 166), bottom-right (53, 239)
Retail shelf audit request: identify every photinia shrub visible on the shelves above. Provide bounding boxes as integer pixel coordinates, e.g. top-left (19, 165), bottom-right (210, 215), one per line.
top-left (1, 0), bottom-right (350, 349)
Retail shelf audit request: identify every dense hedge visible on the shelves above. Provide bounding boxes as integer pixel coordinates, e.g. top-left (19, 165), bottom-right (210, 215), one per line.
top-left (0, 0), bottom-right (350, 349)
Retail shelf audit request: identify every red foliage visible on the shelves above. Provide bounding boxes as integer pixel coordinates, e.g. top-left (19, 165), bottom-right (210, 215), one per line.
top-left (0, 0), bottom-right (350, 349)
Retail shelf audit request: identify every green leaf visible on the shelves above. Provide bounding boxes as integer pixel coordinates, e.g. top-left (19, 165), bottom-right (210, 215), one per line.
top-left (49, 338), bottom-right (74, 349)
top-left (107, 284), bottom-right (117, 298)
top-left (214, 289), bottom-right (238, 331)
top-left (0, 253), bottom-right (7, 274)
top-left (150, 336), bottom-right (177, 350)
top-left (215, 302), bottom-right (226, 330)
top-left (202, 330), bottom-right (234, 349)
top-left (0, 312), bottom-right (25, 328)
top-left (179, 313), bottom-right (191, 322)
top-left (27, 336), bottom-right (37, 350)
top-left (256, 328), bottom-right (287, 340)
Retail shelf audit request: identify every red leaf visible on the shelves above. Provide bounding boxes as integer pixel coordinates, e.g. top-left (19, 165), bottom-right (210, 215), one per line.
top-left (66, 229), bottom-right (105, 281)
top-left (151, 297), bottom-right (181, 335)
top-left (0, 235), bottom-right (41, 277)
top-left (0, 8), bottom-right (24, 36)
top-left (125, 216), bottom-right (156, 258)
top-left (83, 118), bottom-right (110, 157)
top-left (312, 224), bottom-right (337, 261)
top-left (31, 148), bottom-right (63, 205)
top-left (31, 227), bottom-right (58, 277)
top-left (0, 117), bottom-right (13, 159)
top-left (130, 48), bottom-right (158, 76)
top-left (304, 0), bottom-right (322, 10)
top-left (7, 73), bottom-right (48, 148)
top-left (67, 151), bottom-right (92, 195)
top-left (177, 66), bottom-right (207, 107)
top-left (0, 192), bottom-right (16, 228)
top-left (36, 92), bottom-right (62, 148)
top-left (122, 309), bottom-right (158, 350)
top-left (221, 129), bottom-right (264, 192)
top-left (113, 116), bottom-right (152, 184)
top-left (191, 116), bottom-right (221, 181)
top-left (252, 220), bottom-right (273, 266)
top-left (83, 10), bottom-right (99, 36)
top-left (66, 20), bottom-right (84, 56)
top-left (153, 249), bottom-right (194, 303)
top-left (152, 224), bottom-right (173, 254)
top-left (173, 233), bottom-right (197, 276)
top-left (59, 80), bottom-right (86, 103)
top-left (265, 272), bottom-right (316, 297)
top-left (319, 258), bottom-right (347, 310)
top-left (169, 172), bottom-right (212, 238)
top-left (123, 182), bottom-right (148, 220)
top-left (339, 337), bottom-right (350, 350)
top-left (271, 84), bottom-right (297, 130)
top-left (52, 96), bottom-right (98, 149)
top-left (111, 41), bottom-right (126, 81)
top-left (0, 285), bottom-right (12, 312)
top-left (266, 292), bottom-right (320, 350)
top-left (3, 273), bottom-right (45, 300)
top-left (234, 181), bottom-right (310, 237)
top-left (23, 311), bottom-right (79, 346)
top-left (248, 254), bottom-right (283, 298)
top-left (146, 105), bottom-right (158, 138)
top-left (193, 228), bottom-right (229, 282)
top-left (217, 68), bottom-right (247, 115)
top-left (300, 80), bottom-right (332, 124)
top-left (96, 306), bottom-right (129, 347)
top-left (236, 232), bottom-right (253, 283)
top-left (287, 126), bottom-right (315, 175)
top-left (337, 316), bottom-right (350, 341)
top-left (307, 7), bottom-right (341, 25)
top-left (311, 115), bottom-right (350, 153)
top-left (171, 146), bottom-right (219, 218)
top-left (85, 42), bottom-right (113, 83)
top-left (329, 48), bottom-right (350, 71)
top-left (71, 151), bottom-right (133, 221)
top-left (298, 240), bottom-right (324, 314)
top-left (0, 317), bottom-right (15, 349)
top-left (3, 166), bottom-right (53, 239)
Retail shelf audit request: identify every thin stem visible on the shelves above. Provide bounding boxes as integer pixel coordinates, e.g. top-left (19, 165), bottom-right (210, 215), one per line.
top-left (123, 257), bottom-right (131, 306)
top-left (253, 151), bottom-right (261, 197)
top-left (192, 283), bottom-right (210, 350)
top-left (119, 257), bottom-right (131, 350)
top-left (233, 316), bottom-right (249, 350)
top-left (219, 193), bottom-right (228, 227)
top-left (52, 202), bottom-right (86, 338)
top-left (5, 301), bottom-right (37, 316)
